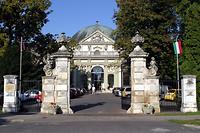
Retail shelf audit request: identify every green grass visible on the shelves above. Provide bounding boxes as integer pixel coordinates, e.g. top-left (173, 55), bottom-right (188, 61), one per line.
top-left (157, 111), bottom-right (200, 116)
top-left (169, 119), bottom-right (200, 126)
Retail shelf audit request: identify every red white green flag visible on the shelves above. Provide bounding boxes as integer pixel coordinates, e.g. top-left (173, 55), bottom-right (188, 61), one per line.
top-left (173, 39), bottom-right (182, 55)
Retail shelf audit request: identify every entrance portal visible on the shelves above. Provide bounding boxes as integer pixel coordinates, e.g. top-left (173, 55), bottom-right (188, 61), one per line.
top-left (91, 66), bottom-right (104, 91)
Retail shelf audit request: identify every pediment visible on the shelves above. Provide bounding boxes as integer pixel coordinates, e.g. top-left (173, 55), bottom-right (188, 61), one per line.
top-left (79, 30), bottom-right (115, 44)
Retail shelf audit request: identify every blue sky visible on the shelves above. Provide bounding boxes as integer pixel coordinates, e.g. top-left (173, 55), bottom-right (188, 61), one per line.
top-left (42, 0), bottom-right (117, 37)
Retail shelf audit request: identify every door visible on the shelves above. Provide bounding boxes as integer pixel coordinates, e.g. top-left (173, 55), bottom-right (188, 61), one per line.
top-left (91, 66), bottom-right (104, 91)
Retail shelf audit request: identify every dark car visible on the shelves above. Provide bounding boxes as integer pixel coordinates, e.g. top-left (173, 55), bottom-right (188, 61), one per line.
top-left (70, 88), bottom-right (78, 99)
top-left (112, 87), bottom-right (122, 97)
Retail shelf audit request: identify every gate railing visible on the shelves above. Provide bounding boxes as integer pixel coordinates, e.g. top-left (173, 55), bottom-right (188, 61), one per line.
top-left (21, 80), bottom-right (42, 93)
top-left (159, 79), bottom-right (181, 112)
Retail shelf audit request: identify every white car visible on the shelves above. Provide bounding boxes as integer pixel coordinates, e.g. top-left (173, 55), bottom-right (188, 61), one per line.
top-left (20, 89), bottom-right (41, 101)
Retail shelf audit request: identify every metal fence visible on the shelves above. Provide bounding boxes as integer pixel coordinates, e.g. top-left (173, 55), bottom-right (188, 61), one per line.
top-left (20, 80), bottom-right (42, 112)
top-left (159, 79), bottom-right (181, 112)
top-left (21, 80), bottom-right (42, 93)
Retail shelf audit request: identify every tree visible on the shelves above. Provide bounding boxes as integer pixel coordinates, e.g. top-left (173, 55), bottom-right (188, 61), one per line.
top-left (0, 33), bottom-right (20, 80)
top-left (0, 44), bottom-right (19, 80)
top-left (113, 0), bottom-right (178, 79)
top-left (22, 33), bottom-right (59, 79)
top-left (176, 0), bottom-right (200, 106)
top-left (21, 33), bottom-right (77, 79)
top-left (0, 32), bottom-right (8, 56)
top-left (177, 0), bottom-right (200, 78)
top-left (0, 0), bottom-right (51, 45)
top-left (0, 0), bottom-right (52, 80)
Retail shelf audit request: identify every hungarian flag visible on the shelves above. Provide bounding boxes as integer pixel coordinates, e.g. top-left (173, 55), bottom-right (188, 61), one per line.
top-left (173, 39), bottom-right (182, 55)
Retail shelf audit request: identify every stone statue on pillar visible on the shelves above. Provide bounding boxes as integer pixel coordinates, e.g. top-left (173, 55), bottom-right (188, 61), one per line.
top-left (43, 53), bottom-right (54, 76)
top-left (148, 57), bottom-right (158, 76)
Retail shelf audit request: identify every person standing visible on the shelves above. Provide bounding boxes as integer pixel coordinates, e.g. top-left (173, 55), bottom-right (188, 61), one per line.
top-left (92, 85), bottom-right (95, 94)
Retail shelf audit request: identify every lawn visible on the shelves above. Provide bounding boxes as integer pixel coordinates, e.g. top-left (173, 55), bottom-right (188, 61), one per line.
top-left (157, 111), bottom-right (200, 116)
top-left (169, 119), bottom-right (200, 126)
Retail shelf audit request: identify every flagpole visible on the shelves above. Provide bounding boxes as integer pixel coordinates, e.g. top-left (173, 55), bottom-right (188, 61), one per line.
top-left (176, 54), bottom-right (180, 96)
top-left (175, 34), bottom-right (180, 96)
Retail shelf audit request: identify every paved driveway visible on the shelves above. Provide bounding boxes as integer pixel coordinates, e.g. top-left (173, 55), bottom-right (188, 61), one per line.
top-left (71, 93), bottom-right (127, 114)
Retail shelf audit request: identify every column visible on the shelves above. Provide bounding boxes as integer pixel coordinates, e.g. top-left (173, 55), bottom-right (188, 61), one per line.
top-left (3, 75), bottom-right (19, 113)
top-left (118, 66), bottom-right (122, 88)
top-left (104, 65), bottom-right (108, 92)
top-left (181, 75), bottom-right (198, 112)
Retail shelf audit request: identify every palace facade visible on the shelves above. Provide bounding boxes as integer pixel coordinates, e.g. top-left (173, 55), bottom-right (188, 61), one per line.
top-left (71, 23), bottom-right (122, 92)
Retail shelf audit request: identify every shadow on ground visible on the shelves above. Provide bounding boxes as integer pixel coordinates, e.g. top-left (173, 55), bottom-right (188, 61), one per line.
top-left (0, 118), bottom-right (8, 125)
top-left (71, 102), bottom-right (105, 112)
top-left (0, 112), bottom-right (39, 126)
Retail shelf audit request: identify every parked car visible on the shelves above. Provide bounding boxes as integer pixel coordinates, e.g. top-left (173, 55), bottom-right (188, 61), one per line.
top-left (70, 88), bottom-right (78, 99)
top-left (112, 87), bottom-right (122, 97)
top-left (164, 89), bottom-right (177, 101)
top-left (121, 86), bottom-right (131, 97)
top-left (21, 89), bottom-right (42, 102)
top-left (34, 91), bottom-right (42, 103)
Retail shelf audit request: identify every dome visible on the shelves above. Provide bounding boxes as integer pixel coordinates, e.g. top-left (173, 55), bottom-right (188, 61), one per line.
top-left (73, 24), bottom-right (114, 42)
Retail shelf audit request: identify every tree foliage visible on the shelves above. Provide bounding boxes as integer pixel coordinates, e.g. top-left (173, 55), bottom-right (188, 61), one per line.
top-left (0, 32), bottom-right (8, 56)
top-left (0, 0), bottom-right (51, 45)
top-left (114, 0), bottom-right (178, 79)
top-left (176, 0), bottom-right (200, 105)
top-left (176, 0), bottom-right (200, 78)
top-left (22, 33), bottom-right (59, 79)
top-left (0, 0), bottom-right (53, 80)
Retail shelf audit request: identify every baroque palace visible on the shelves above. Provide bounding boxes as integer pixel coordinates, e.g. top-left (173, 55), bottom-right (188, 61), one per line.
top-left (70, 23), bottom-right (123, 92)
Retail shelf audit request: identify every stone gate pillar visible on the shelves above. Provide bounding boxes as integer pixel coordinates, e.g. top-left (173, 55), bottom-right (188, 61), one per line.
top-left (181, 75), bottom-right (198, 112)
top-left (3, 75), bottom-right (19, 112)
top-left (127, 46), bottom-right (148, 113)
top-left (127, 46), bottom-right (160, 114)
top-left (51, 45), bottom-right (73, 114)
